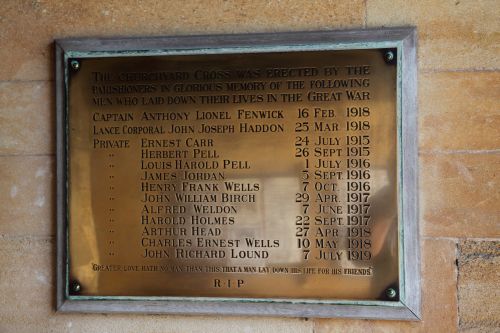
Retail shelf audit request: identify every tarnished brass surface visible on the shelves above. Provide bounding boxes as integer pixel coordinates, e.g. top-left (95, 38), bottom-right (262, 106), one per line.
top-left (68, 50), bottom-right (398, 299)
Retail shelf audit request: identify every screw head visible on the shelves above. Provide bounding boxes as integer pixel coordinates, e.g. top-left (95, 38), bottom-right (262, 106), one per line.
top-left (384, 51), bottom-right (395, 63)
top-left (386, 287), bottom-right (397, 299)
top-left (70, 281), bottom-right (81, 293)
top-left (70, 60), bottom-right (80, 71)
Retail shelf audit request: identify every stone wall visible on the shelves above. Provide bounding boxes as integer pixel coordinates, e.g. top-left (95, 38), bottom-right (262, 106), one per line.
top-left (0, 1), bottom-right (498, 332)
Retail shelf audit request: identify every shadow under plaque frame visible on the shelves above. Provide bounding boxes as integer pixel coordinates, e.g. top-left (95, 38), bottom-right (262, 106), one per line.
top-left (55, 28), bottom-right (419, 319)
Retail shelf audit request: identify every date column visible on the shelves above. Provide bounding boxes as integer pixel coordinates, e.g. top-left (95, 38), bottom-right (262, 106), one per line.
top-left (294, 107), bottom-right (312, 261)
top-left (345, 107), bottom-right (372, 262)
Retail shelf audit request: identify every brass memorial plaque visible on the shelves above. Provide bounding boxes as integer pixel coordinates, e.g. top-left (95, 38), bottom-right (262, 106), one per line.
top-left (57, 30), bottom-right (420, 318)
top-left (67, 48), bottom-right (399, 301)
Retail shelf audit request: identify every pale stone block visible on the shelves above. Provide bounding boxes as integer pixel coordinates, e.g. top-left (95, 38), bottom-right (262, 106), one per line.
top-left (0, 0), bottom-right (365, 81)
top-left (0, 156), bottom-right (53, 237)
top-left (419, 72), bottom-right (500, 151)
top-left (0, 237), bottom-right (313, 332)
top-left (421, 153), bottom-right (500, 238)
top-left (367, 0), bottom-right (500, 70)
top-left (314, 238), bottom-right (458, 332)
top-left (458, 240), bottom-right (500, 331)
top-left (0, 82), bottom-right (53, 155)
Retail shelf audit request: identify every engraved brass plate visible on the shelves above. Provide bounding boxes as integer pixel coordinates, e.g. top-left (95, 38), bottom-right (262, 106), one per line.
top-left (68, 49), bottom-right (398, 300)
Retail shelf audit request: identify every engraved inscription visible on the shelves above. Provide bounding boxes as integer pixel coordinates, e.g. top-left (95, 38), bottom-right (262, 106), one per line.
top-left (68, 50), bottom-right (398, 299)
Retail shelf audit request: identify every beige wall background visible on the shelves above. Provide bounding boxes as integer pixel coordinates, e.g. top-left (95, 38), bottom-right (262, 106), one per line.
top-left (0, 1), bottom-right (498, 332)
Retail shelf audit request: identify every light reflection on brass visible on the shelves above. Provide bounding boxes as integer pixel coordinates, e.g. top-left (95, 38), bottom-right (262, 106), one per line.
top-left (68, 50), bottom-right (398, 299)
